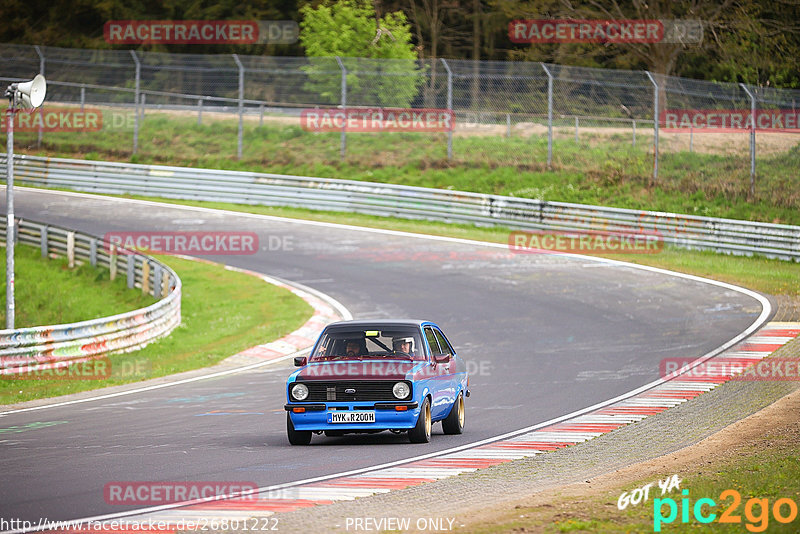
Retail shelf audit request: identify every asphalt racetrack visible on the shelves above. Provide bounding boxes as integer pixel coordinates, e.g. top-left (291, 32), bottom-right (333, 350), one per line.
top-left (0, 188), bottom-right (767, 524)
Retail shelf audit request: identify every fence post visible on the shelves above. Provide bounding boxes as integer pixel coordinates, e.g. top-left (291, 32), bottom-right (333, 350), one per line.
top-left (197, 98), bottom-right (202, 126)
top-left (335, 56), bottom-right (347, 160)
top-left (440, 59), bottom-right (453, 160)
top-left (34, 45), bottom-right (44, 148)
top-left (541, 64), bottom-right (553, 168)
top-left (130, 50), bottom-right (140, 155)
top-left (645, 71), bottom-right (659, 180)
top-left (80, 85), bottom-right (85, 112)
top-left (40, 225), bottom-right (48, 258)
top-left (574, 116), bottom-right (579, 143)
top-left (232, 54), bottom-right (244, 160)
top-left (632, 119), bottom-right (636, 147)
top-left (740, 83), bottom-right (756, 198)
top-left (506, 113), bottom-right (511, 138)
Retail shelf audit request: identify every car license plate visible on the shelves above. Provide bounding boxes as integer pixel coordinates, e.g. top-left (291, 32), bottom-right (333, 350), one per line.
top-left (327, 411), bottom-right (375, 424)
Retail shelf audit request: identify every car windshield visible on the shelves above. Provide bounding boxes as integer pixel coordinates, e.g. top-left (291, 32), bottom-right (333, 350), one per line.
top-left (310, 328), bottom-right (425, 362)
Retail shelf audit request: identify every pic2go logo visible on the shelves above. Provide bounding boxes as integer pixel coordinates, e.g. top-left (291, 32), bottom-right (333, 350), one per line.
top-left (653, 489), bottom-right (799, 532)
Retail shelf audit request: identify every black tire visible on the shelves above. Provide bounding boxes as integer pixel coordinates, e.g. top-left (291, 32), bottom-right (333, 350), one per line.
top-left (287, 413), bottom-right (312, 445)
top-left (409, 397), bottom-right (432, 443)
top-left (442, 392), bottom-right (465, 435)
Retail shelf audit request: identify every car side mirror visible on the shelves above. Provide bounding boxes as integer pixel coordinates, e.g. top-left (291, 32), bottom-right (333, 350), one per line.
top-left (294, 356), bottom-right (307, 367)
top-left (433, 353), bottom-right (450, 363)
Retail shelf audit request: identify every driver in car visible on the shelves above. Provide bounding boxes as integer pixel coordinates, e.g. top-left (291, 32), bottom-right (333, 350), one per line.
top-left (392, 336), bottom-right (415, 357)
top-left (345, 340), bottom-right (364, 358)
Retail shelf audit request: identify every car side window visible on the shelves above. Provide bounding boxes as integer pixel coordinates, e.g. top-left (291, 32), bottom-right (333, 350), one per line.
top-left (424, 327), bottom-right (441, 356)
top-left (433, 329), bottom-right (452, 356)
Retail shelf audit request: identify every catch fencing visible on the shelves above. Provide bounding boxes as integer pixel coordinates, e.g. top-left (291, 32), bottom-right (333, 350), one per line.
top-left (1, 43), bottom-right (799, 188)
top-left (0, 216), bottom-right (182, 375)
top-left (3, 154), bottom-right (798, 261)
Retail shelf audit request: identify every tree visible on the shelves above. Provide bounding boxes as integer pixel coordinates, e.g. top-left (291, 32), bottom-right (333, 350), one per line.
top-left (299, 0), bottom-right (424, 107)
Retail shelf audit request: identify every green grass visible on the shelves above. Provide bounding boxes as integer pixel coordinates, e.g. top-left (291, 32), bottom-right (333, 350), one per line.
top-left (0, 251), bottom-right (313, 405)
top-left (0, 244), bottom-right (157, 327)
top-left (9, 108), bottom-right (800, 225)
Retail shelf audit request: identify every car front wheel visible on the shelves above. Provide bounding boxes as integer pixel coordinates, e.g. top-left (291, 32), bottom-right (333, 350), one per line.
top-left (287, 413), bottom-right (312, 445)
top-left (409, 398), bottom-right (432, 443)
top-left (442, 391), bottom-right (465, 434)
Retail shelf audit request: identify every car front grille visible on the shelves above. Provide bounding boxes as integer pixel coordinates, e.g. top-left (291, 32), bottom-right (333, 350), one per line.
top-left (298, 381), bottom-right (406, 402)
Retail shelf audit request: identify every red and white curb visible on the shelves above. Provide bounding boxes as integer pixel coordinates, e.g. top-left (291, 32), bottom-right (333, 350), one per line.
top-left (107, 321), bottom-right (800, 524)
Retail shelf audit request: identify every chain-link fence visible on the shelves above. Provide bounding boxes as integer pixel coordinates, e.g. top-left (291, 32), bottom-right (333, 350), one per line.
top-left (1, 43), bottom-right (798, 197)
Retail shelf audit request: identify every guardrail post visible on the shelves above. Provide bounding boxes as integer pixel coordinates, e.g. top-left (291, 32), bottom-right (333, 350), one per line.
top-left (67, 231), bottom-right (75, 268)
top-left (440, 58), bottom-right (453, 160)
top-left (161, 271), bottom-right (170, 297)
top-left (335, 56), bottom-right (347, 160)
top-left (40, 225), bottom-right (48, 258)
top-left (80, 85), bottom-right (85, 113)
top-left (90, 237), bottom-right (97, 266)
top-left (740, 83), bottom-right (757, 198)
top-left (109, 244), bottom-right (117, 281)
top-left (232, 54), bottom-right (244, 160)
top-left (645, 71), bottom-right (659, 181)
top-left (541, 64), bottom-right (553, 169)
top-left (127, 255), bottom-right (135, 289)
top-left (34, 45), bottom-right (44, 148)
top-left (142, 260), bottom-right (151, 295)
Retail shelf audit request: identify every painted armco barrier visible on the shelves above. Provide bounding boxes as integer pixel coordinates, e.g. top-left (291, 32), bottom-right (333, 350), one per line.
top-left (2, 154), bottom-right (798, 261)
top-left (100, 321), bottom-right (800, 525)
top-left (0, 219), bottom-right (181, 377)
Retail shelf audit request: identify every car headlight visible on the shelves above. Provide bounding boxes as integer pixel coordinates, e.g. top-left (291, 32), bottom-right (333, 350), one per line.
top-left (393, 381), bottom-right (411, 400)
top-left (291, 383), bottom-right (309, 401)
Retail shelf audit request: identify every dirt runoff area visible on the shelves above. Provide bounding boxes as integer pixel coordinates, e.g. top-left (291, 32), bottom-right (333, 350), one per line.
top-left (460, 387), bottom-right (800, 533)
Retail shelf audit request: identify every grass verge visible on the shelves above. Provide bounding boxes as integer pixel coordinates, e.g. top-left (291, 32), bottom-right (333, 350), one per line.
top-left (8, 109), bottom-right (800, 225)
top-left (0, 244), bottom-right (157, 327)
top-left (0, 250), bottom-right (313, 405)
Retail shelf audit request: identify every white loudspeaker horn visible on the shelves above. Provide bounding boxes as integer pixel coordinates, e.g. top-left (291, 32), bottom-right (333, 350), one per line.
top-left (16, 74), bottom-right (46, 108)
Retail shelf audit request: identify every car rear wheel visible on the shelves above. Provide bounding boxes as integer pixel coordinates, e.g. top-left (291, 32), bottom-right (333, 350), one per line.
top-left (442, 392), bottom-right (465, 435)
top-left (409, 398), bottom-right (432, 443)
top-left (287, 413), bottom-right (312, 445)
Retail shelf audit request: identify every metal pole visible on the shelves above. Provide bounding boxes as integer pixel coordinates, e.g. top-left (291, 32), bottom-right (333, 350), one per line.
top-left (232, 54), bottom-right (244, 160)
top-left (632, 119), bottom-right (636, 147)
top-left (80, 85), bottom-right (85, 112)
top-left (506, 113), bottom-right (511, 138)
top-left (645, 71), bottom-right (659, 180)
top-left (5, 107), bottom-right (15, 329)
top-left (197, 98), bottom-right (202, 126)
top-left (574, 116), bottom-right (579, 143)
top-left (34, 45), bottom-right (44, 148)
top-left (441, 59), bottom-right (453, 159)
top-left (541, 64), bottom-right (553, 168)
top-left (335, 56), bottom-right (347, 160)
top-left (130, 50), bottom-right (140, 155)
top-left (740, 83), bottom-right (756, 197)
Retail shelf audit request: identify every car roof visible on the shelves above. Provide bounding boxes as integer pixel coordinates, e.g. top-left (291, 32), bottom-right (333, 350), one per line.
top-left (324, 319), bottom-right (434, 330)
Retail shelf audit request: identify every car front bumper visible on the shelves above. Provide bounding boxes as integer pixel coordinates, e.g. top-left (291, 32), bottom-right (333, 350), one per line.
top-left (285, 401), bottom-right (420, 431)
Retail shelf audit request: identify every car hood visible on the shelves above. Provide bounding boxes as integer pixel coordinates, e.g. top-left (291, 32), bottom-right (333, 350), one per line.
top-left (296, 360), bottom-right (423, 381)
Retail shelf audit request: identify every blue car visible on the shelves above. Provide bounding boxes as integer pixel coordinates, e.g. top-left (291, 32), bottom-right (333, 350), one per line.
top-left (285, 320), bottom-right (469, 444)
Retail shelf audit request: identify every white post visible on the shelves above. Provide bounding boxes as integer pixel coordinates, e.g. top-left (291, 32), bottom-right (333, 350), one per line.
top-left (645, 71), bottom-right (659, 180)
top-left (541, 64), bottom-right (553, 168)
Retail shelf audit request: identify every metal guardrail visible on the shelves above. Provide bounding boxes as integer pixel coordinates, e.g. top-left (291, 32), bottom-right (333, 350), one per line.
top-left (0, 217), bottom-right (181, 373)
top-left (2, 154), bottom-right (799, 261)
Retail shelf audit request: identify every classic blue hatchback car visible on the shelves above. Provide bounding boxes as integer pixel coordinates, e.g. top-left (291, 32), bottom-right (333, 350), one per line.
top-left (285, 320), bottom-right (469, 444)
